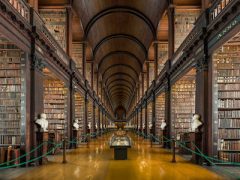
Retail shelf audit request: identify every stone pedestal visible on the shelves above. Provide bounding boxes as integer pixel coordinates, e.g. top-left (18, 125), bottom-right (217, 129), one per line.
top-left (189, 132), bottom-right (202, 163)
top-left (36, 132), bottom-right (48, 165)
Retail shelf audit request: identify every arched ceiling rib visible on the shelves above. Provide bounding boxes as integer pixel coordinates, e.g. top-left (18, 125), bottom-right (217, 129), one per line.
top-left (73, 0), bottom-right (168, 114)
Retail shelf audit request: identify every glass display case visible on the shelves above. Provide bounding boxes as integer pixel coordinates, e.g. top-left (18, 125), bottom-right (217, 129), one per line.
top-left (110, 136), bottom-right (131, 147)
top-left (110, 135), bottom-right (131, 160)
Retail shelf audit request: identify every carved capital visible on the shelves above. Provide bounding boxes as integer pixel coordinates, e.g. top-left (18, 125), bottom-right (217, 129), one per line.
top-left (31, 56), bottom-right (46, 71)
top-left (196, 56), bottom-right (208, 72)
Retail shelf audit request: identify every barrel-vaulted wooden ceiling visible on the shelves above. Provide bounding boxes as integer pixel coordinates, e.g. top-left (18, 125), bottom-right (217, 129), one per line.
top-left (39, 0), bottom-right (201, 115)
top-left (72, 0), bottom-right (168, 112)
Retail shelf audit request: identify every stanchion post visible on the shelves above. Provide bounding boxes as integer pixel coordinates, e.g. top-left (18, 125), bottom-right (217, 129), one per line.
top-left (172, 138), bottom-right (176, 163)
top-left (151, 135), bottom-right (153, 148)
top-left (62, 138), bottom-right (67, 164)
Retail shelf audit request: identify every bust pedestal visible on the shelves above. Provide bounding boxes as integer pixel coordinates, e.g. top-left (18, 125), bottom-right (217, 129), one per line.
top-left (36, 131), bottom-right (48, 165)
top-left (189, 132), bottom-right (202, 164)
top-left (72, 130), bottom-right (78, 148)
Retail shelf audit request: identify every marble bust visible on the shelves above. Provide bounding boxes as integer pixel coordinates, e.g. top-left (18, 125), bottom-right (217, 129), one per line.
top-left (88, 122), bottom-right (91, 129)
top-left (148, 121), bottom-right (152, 129)
top-left (73, 119), bottom-right (80, 130)
top-left (35, 113), bottom-right (48, 132)
top-left (191, 114), bottom-right (203, 132)
top-left (160, 121), bottom-right (167, 130)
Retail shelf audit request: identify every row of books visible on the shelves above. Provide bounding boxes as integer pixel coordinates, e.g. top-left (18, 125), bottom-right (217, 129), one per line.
top-left (0, 129), bottom-right (20, 134)
top-left (218, 91), bottom-right (240, 98)
top-left (218, 129), bottom-right (240, 139)
top-left (218, 99), bottom-right (240, 108)
top-left (219, 119), bottom-right (240, 128)
top-left (0, 99), bottom-right (20, 106)
top-left (218, 69), bottom-right (240, 77)
top-left (44, 104), bottom-right (65, 109)
top-left (0, 107), bottom-right (20, 113)
top-left (218, 110), bottom-right (240, 118)
top-left (218, 84), bottom-right (240, 91)
top-left (217, 77), bottom-right (240, 83)
top-left (0, 70), bottom-right (21, 77)
top-left (47, 114), bottom-right (65, 119)
top-left (0, 85), bottom-right (21, 92)
top-left (0, 121), bottom-right (20, 127)
top-left (0, 78), bottom-right (21, 84)
top-left (218, 140), bottom-right (240, 151)
top-left (219, 152), bottom-right (240, 162)
top-left (0, 135), bottom-right (20, 145)
top-left (0, 50), bottom-right (21, 57)
top-left (0, 113), bottom-right (21, 119)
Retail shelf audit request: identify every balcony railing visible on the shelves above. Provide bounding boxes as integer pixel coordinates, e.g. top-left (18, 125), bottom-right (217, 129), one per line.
top-left (6, 0), bottom-right (30, 22)
top-left (209, 0), bottom-right (234, 23)
top-left (32, 10), bottom-right (70, 66)
top-left (1, 0), bottom-right (30, 23)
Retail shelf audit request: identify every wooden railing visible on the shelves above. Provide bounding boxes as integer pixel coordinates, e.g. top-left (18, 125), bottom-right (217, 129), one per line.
top-left (209, 0), bottom-right (234, 23)
top-left (5, 0), bottom-right (30, 22)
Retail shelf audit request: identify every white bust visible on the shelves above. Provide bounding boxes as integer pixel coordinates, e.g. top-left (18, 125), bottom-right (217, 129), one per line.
top-left (143, 123), bottom-right (145, 129)
top-left (35, 113), bottom-right (48, 132)
top-left (95, 123), bottom-right (98, 129)
top-left (149, 122), bottom-right (152, 129)
top-left (191, 114), bottom-right (202, 132)
top-left (73, 119), bottom-right (79, 130)
top-left (160, 121), bottom-right (167, 130)
top-left (88, 122), bottom-right (91, 129)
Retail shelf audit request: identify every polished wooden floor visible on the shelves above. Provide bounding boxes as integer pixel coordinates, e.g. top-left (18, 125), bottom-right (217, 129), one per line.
top-left (14, 133), bottom-right (223, 180)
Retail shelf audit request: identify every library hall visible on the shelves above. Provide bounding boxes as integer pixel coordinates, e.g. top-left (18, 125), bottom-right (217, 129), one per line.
top-left (0, 0), bottom-right (240, 179)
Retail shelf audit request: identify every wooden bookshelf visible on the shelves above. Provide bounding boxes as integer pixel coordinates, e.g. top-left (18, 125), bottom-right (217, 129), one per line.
top-left (213, 32), bottom-right (240, 162)
top-left (39, 9), bottom-right (67, 51)
top-left (43, 76), bottom-right (67, 143)
top-left (174, 8), bottom-right (200, 51)
top-left (88, 100), bottom-right (93, 133)
top-left (72, 42), bottom-right (83, 72)
top-left (171, 69), bottom-right (196, 139)
top-left (74, 92), bottom-right (84, 142)
top-left (0, 36), bottom-right (24, 147)
top-left (155, 93), bottom-right (165, 138)
top-left (147, 101), bottom-right (152, 134)
top-left (158, 43), bottom-right (168, 75)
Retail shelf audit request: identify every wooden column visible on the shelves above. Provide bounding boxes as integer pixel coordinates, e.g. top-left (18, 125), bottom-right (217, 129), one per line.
top-left (142, 73), bottom-right (145, 96)
top-left (92, 102), bottom-right (96, 137)
top-left (202, 0), bottom-right (210, 10)
top-left (152, 92), bottom-right (156, 138)
top-left (144, 100), bottom-right (148, 136)
top-left (136, 109), bottom-right (139, 130)
top-left (66, 7), bottom-right (72, 57)
top-left (97, 72), bottom-right (99, 96)
top-left (82, 42), bottom-right (86, 78)
top-left (195, 48), bottom-right (209, 164)
top-left (91, 62), bottom-right (94, 88)
top-left (28, 0), bottom-right (38, 11)
top-left (84, 92), bottom-right (88, 135)
top-left (154, 42), bottom-right (159, 79)
top-left (29, 55), bottom-right (44, 165)
top-left (168, 4), bottom-right (175, 58)
top-left (98, 106), bottom-right (101, 134)
top-left (165, 61), bottom-right (171, 148)
top-left (147, 63), bottom-right (150, 89)
top-left (140, 107), bottom-right (143, 133)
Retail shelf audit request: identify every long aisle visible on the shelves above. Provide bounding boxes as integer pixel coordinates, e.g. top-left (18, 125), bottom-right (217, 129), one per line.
top-left (12, 132), bottom-right (222, 180)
